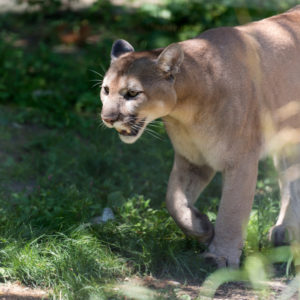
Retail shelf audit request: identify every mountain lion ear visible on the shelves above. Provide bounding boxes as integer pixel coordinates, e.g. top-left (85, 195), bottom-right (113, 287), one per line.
top-left (157, 43), bottom-right (184, 77)
top-left (111, 39), bottom-right (135, 62)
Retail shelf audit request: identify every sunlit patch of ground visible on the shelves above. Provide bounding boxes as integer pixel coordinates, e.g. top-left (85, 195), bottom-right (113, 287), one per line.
top-left (119, 275), bottom-right (295, 299)
top-left (0, 0), bottom-right (96, 12)
top-left (0, 282), bottom-right (48, 300)
top-left (0, 0), bottom-right (161, 12)
top-left (0, 277), bottom-right (295, 300)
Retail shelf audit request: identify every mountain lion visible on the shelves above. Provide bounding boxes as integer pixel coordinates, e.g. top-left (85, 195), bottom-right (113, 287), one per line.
top-left (100, 6), bottom-right (300, 267)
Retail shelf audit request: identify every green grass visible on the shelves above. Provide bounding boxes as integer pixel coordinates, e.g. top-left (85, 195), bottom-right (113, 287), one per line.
top-left (0, 105), bottom-right (215, 298)
top-left (0, 229), bottom-right (128, 299)
top-left (0, 0), bottom-right (297, 298)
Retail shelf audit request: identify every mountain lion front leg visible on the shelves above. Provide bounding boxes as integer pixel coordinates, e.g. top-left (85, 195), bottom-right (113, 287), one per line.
top-left (208, 154), bottom-right (259, 268)
top-left (166, 154), bottom-right (215, 243)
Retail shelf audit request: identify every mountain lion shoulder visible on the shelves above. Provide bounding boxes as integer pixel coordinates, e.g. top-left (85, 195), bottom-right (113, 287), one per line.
top-left (100, 6), bottom-right (300, 267)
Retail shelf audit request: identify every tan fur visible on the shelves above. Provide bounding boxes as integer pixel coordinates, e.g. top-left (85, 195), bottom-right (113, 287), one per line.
top-left (100, 6), bottom-right (300, 267)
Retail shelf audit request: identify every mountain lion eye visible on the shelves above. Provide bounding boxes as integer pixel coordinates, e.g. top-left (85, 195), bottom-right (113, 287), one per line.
top-left (103, 86), bottom-right (109, 95)
top-left (125, 90), bottom-right (140, 99)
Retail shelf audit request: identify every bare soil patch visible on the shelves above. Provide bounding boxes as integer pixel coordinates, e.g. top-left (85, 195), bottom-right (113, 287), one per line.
top-left (128, 275), bottom-right (298, 299)
top-left (0, 282), bottom-right (48, 300)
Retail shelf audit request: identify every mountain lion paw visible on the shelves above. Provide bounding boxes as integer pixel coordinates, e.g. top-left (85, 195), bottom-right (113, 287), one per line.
top-left (202, 252), bottom-right (228, 268)
top-left (269, 224), bottom-right (295, 246)
top-left (193, 210), bottom-right (214, 244)
top-left (202, 252), bottom-right (240, 269)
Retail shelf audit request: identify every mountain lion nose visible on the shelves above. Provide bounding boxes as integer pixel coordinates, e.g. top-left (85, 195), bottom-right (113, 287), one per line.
top-left (101, 114), bottom-right (119, 125)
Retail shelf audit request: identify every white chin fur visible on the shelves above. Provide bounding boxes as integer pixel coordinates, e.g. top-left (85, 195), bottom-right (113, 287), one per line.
top-left (119, 134), bottom-right (140, 144)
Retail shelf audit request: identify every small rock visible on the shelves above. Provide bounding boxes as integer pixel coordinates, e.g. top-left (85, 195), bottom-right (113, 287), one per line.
top-left (91, 207), bottom-right (115, 224)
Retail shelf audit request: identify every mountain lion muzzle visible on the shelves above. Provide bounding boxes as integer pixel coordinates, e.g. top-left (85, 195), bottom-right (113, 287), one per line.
top-left (100, 6), bottom-right (300, 268)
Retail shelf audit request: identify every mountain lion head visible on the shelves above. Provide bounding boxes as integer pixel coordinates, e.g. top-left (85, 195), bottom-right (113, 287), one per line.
top-left (100, 39), bottom-right (184, 143)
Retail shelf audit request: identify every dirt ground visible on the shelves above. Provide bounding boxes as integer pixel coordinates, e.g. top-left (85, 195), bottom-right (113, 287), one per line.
top-left (0, 282), bottom-right (48, 300)
top-left (1, 277), bottom-right (297, 300)
top-left (113, 275), bottom-right (300, 299)
top-left (0, 0), bottom-right (161, 12)
top-left (139, 276), bottom-right (299, 299)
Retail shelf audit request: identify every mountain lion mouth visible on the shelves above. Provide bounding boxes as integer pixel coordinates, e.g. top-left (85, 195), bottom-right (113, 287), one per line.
top-left (117, 118), bottom-right (146, 137)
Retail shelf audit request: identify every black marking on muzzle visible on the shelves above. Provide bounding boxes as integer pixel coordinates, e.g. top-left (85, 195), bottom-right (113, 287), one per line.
top-left (119, 117), bottom-right (146, 137)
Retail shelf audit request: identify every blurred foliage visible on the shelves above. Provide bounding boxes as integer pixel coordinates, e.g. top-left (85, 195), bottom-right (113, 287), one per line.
top-left (200, 245), bottom-right (300, 299)
top-left (15, 0), bottom-right (77, 13)
top-left (1, 0), bottom-right (299, 126)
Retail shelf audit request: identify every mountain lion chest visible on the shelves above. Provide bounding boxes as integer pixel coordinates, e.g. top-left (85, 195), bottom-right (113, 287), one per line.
top-left (164, 120), bottom-right (225, 171)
